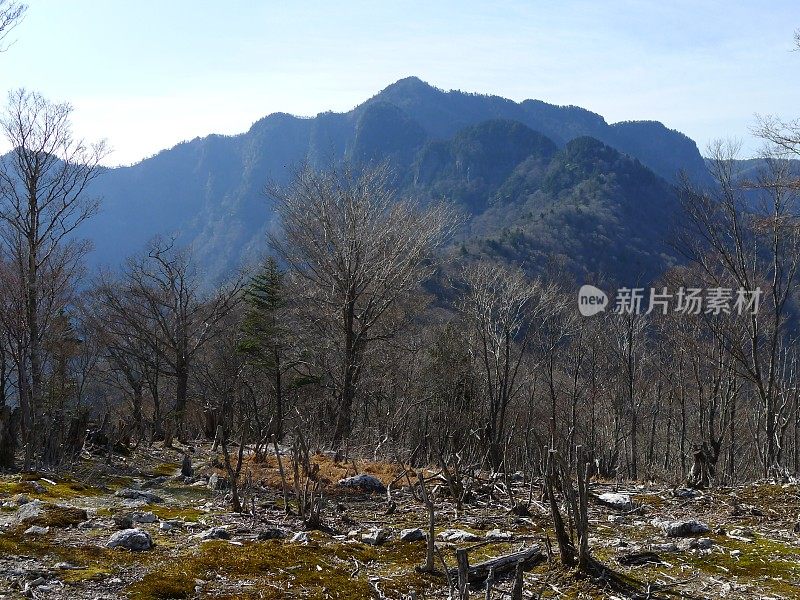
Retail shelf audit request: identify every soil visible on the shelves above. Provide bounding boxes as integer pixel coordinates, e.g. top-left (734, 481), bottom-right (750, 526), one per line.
top-left (0, 443), bottom-right (799, 599)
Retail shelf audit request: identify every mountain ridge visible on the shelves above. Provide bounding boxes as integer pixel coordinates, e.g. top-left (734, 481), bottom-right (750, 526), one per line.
top-left (80, 77), bottom-right (708, 284)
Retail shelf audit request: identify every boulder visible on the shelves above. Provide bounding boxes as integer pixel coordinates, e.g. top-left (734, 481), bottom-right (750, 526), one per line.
top-left (114, 488), bottom-right (164, 503)
top-left (485, 529), bottom-right (513, 541)
top-left (290, 531), bottom-right (310, 543)
top-left (142, 476), bottom-right (169, 489)
top-left (23, 525), bottom-right (49, 535)
top-left (399, 528), bottom-right (425, 542)
top-left (651, 542), bottom-right (679, 553)
top-left (207, 473), bottom-right (228, 491)
top-left (597, 493), bottom-right (633, 511)
top-left (337, 474), bottom-right (386, 493)
top-left (23, 577), bottom-right (47, 594)
top-left (106, 528), bottom-right (153, 551)
top-left (728, 528), bottom-right (756, 542)
top-left (361, 528), bottom-right (389, 546)
top-left (121, 499), bottom-right (149, 509)
top-left (159, 520), bottom-right (183, 532)
top-left (730, 502), bottom-right (764, 517)
top-left (15, 500), bottom-right (87, 527)
top-left (112, 513), bottom-right (133, 529)
top-left (131, 511), bottom-right (158, 524)
top-left (15, 499), bottom-right (45, 523)
top-left (437, 529), bottom-right (482, 543)
top-left (257, 528), bottom-right (286, 540)
top-left (192, 527), bottom-right (230, 541)
top-left (689, 537), bottom-right (714, 550)
top-left (608, 515), bottom-right (626, 524)
top-left (653, 518), bottom-right (709, 537)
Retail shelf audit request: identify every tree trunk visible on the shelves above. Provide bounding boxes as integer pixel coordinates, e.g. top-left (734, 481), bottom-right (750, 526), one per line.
top-left (175, 360), bottom-right (188, 440)
top-left (132, 384), bottom-right (143, 443)
top-left (546, 450), bottom-right (575, 567)
top-left (334, 351), bottom-right (359, 443)
top-left (273, 345), bottom-right (284, 440)
top-left (0, 405), bottom-right (19, 469)
top-left (26, 227), bottom-right (42, 462)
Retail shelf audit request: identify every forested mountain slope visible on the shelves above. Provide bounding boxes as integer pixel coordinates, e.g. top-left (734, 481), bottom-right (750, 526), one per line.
top-left (82, 77), bottom-right (702, 284)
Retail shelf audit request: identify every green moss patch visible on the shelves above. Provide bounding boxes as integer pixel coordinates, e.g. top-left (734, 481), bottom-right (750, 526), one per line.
top-left (18, 503), bottom-right (89, 528)
top-left (127, 538), bottom-right (438, 600)
top-left (59, 564), bottom-right (113, 584)
top-left (596, 529), bottom-right (800, 598)
top-left (144, 503), bottom-right (207, 522)
top-left (0, 478), bottom-right (103, 500)
top-left (0, 532), bottom-right (136, 584)
top-left (682, 534), bottom-right (800, 596)
top-left (634, 493), bottom-right (666, 509)
top-left (152, 463), bottom-right (180, 477)
top-left (158, 483), bottom-right (211, 502)
top-left (103, 475), bottom-right (135, 490)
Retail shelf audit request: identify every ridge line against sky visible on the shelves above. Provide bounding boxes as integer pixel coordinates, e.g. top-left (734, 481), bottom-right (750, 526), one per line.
top-left (0, 0), bottom-right (797, 166)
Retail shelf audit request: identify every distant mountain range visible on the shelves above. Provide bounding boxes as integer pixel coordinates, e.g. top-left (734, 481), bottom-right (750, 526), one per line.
top-left (82, 77), bottom-right (718, 285)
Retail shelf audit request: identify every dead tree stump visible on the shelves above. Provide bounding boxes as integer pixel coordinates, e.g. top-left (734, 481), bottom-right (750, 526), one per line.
top-left (457, 548), bottom-right (469, 600)
top-left (181, 452), bottom-right (193, 477)
top-left (511, 559), bottom-right (524, 600)
top-left (688, 443), bottom-right (711, 488)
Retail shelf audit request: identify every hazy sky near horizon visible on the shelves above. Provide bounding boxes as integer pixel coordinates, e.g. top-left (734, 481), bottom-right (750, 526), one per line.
top-left (0, 1), bottom-right (797, 166)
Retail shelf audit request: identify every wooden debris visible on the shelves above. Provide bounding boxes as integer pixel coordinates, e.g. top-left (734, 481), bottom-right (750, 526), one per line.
top-left (448, 545), bottom-right (543, 584)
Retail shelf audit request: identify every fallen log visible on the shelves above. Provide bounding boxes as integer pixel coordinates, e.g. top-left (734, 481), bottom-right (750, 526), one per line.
top-left (448, 545), bottom-right (543, 584)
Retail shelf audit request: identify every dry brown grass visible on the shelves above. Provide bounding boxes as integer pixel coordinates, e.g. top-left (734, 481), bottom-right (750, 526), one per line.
top-left (236, 451), bottom-right (414, 494)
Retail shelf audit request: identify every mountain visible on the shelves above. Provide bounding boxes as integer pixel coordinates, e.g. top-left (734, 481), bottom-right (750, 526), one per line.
top-left (81, 77), bottom-right (704, 284)
top-left (412, 120), bottom-right (559, 213)
top-left (465, 136), bottom-right (681, 283)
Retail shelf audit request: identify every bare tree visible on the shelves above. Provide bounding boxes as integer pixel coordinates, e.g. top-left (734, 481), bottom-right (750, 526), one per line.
top-left (0, 1), bottom-right (26, 51)
top-left (95, 239), bottom-right (242, 440)
top-left (460, 261), bottom-right (563, 470)
top-left (677, 141), bottom-right (800, 476)
top-left (0, 89), bottom-right (106, 464)
top-left (89, 282), bottom-right (155, 443)
top-left (269, 163), bottom-right (456, 442)
top-left (607, 311), bottom-right (648, 480)
top-left (754, 115), bottom-right (800, 162)
top-left (195, 308), bottom-right (251, 512)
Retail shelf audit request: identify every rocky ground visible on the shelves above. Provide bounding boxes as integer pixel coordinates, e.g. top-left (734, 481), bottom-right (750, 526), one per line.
top-left (0, 443), bottom-right (799, 599)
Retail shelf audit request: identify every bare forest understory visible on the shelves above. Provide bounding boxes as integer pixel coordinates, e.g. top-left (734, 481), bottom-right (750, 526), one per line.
top-left (0, 441), bottom-right (799, 600)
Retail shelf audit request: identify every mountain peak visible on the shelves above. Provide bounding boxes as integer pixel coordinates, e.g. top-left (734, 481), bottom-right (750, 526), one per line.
top-left (380, 76), bottom-right (437, 93)
top-left (370, 76), bottom-right (442, 106)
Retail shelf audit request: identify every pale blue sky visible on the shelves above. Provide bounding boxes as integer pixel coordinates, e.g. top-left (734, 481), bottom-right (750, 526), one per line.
top-left (0, 1), bottom-right (797, 165)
